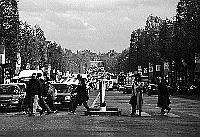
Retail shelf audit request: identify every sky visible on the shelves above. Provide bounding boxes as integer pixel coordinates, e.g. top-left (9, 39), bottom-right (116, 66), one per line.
top-left (18, 0), bottom-right (179, 53)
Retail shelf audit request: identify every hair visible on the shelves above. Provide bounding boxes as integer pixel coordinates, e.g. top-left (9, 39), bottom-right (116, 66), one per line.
top-left (77, 74), bottom-right (82, 79)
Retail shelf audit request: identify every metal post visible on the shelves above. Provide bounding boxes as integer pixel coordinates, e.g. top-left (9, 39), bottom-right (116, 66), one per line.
top-left (100, 80), bottom-right (106, 112)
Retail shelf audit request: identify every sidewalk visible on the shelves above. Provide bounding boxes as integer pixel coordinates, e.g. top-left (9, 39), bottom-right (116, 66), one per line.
top-left (173, 94), bottom-right (200, 101)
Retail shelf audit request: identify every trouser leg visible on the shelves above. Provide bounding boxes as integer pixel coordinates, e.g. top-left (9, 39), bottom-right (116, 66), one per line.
top-left (131, 105), bottom-right (136, 114)
top-left (161, 107), bottom-right (165, 114)
top-left (83, 101), bottom-right (90, 111)
top-left (71, 100), bottom-right (78, 113)
top-left (33, 95), bottom-right (39, 114)
top-left (46, 97), bottom-right (56, 111)
top-left (39, 97), bottom-right (51, 113)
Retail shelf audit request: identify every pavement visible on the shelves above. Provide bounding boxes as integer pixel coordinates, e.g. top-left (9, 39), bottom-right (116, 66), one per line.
top-left (0, 89), bottom-right (200, 137)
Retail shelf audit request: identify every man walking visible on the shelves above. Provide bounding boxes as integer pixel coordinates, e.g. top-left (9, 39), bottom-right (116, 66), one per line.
top-left (70, 74), bottom-right (90, 114)
top-left (37, 73), bottom-right (53, 115)
top-left (25, 73), bottom-right (42, 116)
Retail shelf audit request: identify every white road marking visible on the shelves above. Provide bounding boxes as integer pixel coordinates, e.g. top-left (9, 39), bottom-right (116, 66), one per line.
top-left (135, 110), bottom-right (151, 116)
top-left (164, 113), bottom-right (180, 118)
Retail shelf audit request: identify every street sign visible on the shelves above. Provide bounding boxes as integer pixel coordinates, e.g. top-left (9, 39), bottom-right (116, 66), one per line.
top-left (149, 63), bottom-right (153, 72)
top-left (156, 65), bottom-right (161, 71)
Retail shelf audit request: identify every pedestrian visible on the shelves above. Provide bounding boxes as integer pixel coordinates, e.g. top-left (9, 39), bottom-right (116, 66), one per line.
top-left (37, 73), bottom-right (53, 115)
top-left (157, 78), bottom-right (171, 115)
top-left (70, 74), bottom-right (90, 114)
top-left (25, 73), bottom-right (42, 116)
top-left (129, 81), bottom-right (137, 116)
top-left (45, 82), bottom-right (58, 113)
top-left (136, 81), bottom-right (143, 116)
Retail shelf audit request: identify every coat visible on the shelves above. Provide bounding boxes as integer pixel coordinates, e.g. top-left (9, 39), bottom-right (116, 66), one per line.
top-left (26, 78), bottom-right (42, 96)
top-left (157, 83), bottom-right (171, 108)
top-left (129, 95), bottom-right (137, 106)
top-left (75, 78), bottom-right (89, 104)
top-left (129, 82), bottom-right (143, 110)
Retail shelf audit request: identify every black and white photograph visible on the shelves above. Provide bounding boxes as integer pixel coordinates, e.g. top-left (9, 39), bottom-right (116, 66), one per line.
top-left (0, 0), bottom-right (200, 136)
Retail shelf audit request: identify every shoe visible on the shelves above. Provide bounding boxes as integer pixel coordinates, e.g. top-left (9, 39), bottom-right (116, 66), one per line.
top-left (53, 110), bottom-right (58, 113)
top-left (130, 113), bottom-right (136, 116)
top-left (167, 108), bottom-right (171, 114)
top-left (68, 111), bottom-right (75, 115)
top-left (28, 113), bottom-right (36, 116)
top-left (87, 108), bottom-right (91, 112)
top-left (46, 111), bottom-right (53, 115)
top-left (159, 111), bottom-right (165, 115)
top-left (39, 110), bottom-right (44, 116)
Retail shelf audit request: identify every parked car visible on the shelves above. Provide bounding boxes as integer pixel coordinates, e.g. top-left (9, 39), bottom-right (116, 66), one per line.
top-left (51, 83), bottom-right (75, 110)
top-left (176, 85), bottom-right (189, 95)
top-left (118, 85), bottom-right (125, 92)
top-left (123, 84), bottom-right (132, 94)
top-left (112, 83), bottom-right (119, 90)
top-left (0, 83), bottom-right (26, 111)
top-left (147, 84), bottom-right (158, 96)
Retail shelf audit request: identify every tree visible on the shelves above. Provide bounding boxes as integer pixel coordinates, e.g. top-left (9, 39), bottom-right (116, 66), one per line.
top-left (175, 0), bottom-right (200, 82)
top-left (19, 22), bottom-right (47, 70)
top-left (0, 0), bottom-right (20, 77)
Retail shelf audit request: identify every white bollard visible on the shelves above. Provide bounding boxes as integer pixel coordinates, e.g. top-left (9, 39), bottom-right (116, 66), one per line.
top-left (100, 80), bottom-right (106, 112)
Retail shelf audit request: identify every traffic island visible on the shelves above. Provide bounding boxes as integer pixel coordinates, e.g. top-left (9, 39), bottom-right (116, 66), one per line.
top-left (85, 79), bottom-right (121, 116)
top-left (84, 107), bottom-right (121, 116)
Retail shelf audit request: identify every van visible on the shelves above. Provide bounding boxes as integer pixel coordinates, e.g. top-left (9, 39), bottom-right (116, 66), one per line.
top-left (17, 70), bottom-right (43, 82)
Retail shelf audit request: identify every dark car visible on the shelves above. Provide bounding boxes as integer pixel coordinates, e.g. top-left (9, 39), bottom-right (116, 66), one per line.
top-left (0, 83), bottom-right (25, 111)
top-left (51, 83), bottom-right (74, 110)
top-left (123, 84), bottom-right (132, 94)
top-left (112, 83), bottom-right (119, 91)
top-left (147, 84), bottom-right (158, 96)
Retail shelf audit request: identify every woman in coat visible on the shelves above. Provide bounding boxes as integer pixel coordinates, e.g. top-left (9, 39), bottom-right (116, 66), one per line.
top-left (157, 78), bottom-right (171, 115)
top-left (129, 76), bottom-right (143, 116)
top-left (129, 81), bottom-right (137, 115)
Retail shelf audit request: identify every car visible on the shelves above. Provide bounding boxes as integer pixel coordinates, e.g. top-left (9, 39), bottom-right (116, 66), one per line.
top-left (147, 84), bottom-right (158, 96)
top-left (61, 77), bottom-right (79, 85)
top-left (123, 84), bottom-right (133, 94)
top-left (0, 83), bottom-right (26, 111)
top-left (118, 85), bottom-right (125, 92)
top-left (112, 83), bottom-right (119, 90)
top-left (51, 83), bottom-right (75, 110)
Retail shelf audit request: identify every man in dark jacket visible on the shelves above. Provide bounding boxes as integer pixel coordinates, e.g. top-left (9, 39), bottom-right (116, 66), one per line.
top-left (25, 73), bottom-right (42, 116)
top-left (37, 73), bottom-right (52, 115)
top-left (70, 74), bottom-right (90, 114)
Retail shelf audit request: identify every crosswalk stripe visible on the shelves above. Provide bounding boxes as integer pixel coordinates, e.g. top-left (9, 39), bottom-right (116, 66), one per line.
top-left (188, 113), bottom-right (200, 118)
top-left (164, 113), bottom-right (180, 118)
top-left (135, 110), bottom-right (151, 116)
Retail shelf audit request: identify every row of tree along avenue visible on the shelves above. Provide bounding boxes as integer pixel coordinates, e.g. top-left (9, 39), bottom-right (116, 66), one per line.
top-left (0, 0), bottom-right (122, 83)
top-left (0, 0), bottom-right (200, 94)
top-left (129, 0), bottom-right (200, 89)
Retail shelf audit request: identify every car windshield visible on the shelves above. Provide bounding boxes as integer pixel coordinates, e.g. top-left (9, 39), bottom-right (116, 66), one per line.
top-left (0, 85), bottom-right (20, 94)
top-left (52, 84), bottom-right (69, 93)
top-left (150, 85), bottom-right (157, 89)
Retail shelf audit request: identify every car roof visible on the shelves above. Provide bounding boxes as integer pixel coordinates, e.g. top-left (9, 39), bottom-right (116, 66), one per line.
top-left (0, 84), bottom-right (21, 88)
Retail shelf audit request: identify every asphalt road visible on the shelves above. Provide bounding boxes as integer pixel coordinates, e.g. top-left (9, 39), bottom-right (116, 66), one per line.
top-left (0, 90), bottom-right (200, 137)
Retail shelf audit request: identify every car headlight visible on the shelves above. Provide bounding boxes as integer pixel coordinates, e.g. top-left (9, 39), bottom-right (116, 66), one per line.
top-left (11, 98), bottom-right (19, 103)
top-left (65, 96), bottom-right (71, 100)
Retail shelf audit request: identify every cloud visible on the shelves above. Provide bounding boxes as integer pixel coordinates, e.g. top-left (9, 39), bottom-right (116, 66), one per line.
top-left (18, 0), bottom-right (179, 53)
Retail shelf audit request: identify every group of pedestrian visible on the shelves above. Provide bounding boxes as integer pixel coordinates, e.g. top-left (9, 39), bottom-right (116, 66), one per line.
top-left (24, 71), bottom-right (171, 117)
top-left (129, 75), bottom-right (171, 116)
top-left (24, 73), bottom-right (58, 116)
